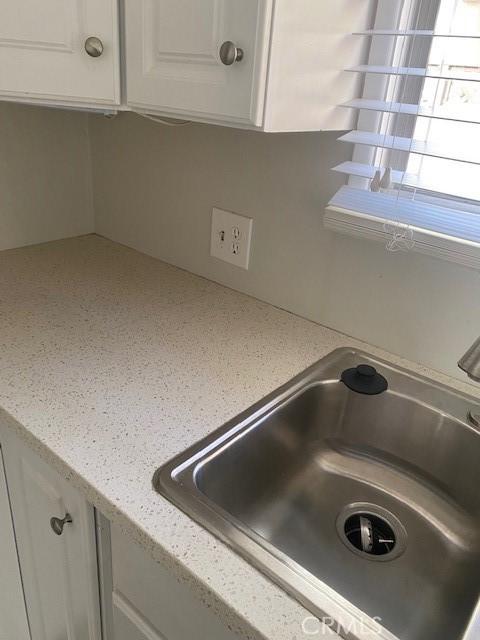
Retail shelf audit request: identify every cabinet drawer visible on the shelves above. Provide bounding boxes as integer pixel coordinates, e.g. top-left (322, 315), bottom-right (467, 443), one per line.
top-left (111, 525), bottom-right (238, 640)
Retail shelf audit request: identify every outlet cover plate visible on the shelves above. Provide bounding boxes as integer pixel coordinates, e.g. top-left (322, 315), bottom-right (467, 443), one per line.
top-left (210, 208), bottom-right (253, 270)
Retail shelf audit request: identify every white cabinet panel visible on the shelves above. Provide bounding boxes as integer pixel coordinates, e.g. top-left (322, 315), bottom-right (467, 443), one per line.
top-left (0, 447), bottom-right (30, 640)
top-left (0, 0), bottom-right (120, 107)
top-left (0, 0), bottom-right (73, 45)
top-left (125, 0), bottom-right (272, 126)
top-left (2, 438), bottom-right (101, 640)
top-left (111, 525), bottom-right (239, 640)
top-left (113, 593), bottom-right (167, 640)
top-left (262, 0), bottom-right (372, 132)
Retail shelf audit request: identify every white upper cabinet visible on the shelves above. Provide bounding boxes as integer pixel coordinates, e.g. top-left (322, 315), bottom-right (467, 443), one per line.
top-left (0, 0), bottom-right (120, 109)
top-left (0, 0), bottom-right (373, 129)
top-left (262, 0), bottom-right (373, 132)
top-left (124, 0), bottom-right (272, 128)
top-left (125, 0), bottom-right (372, 131)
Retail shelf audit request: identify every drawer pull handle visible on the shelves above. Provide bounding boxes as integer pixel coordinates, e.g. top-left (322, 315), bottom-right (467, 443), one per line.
top-left (50, 513), bottom-right (73, 536)
top-left (219, 41), bottom-right (244, 66)
top-left (85, 36), bottom-right (104, 58)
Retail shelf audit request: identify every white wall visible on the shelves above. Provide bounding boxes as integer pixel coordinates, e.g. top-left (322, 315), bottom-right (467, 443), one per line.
top-left (3, 104), bottom-right (477, 378)
top-left (0, 103), bottom-right (94, 250)
top-left (89, 113), bottom-right (480, 379)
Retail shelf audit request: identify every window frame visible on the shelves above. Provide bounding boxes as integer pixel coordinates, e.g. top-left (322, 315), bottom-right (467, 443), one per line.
top-left (325, 0), bottom-right (480, 269)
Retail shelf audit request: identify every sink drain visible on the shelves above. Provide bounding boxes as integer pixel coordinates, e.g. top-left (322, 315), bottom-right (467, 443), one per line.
top-left (336, 503), bottom-right (407, 561)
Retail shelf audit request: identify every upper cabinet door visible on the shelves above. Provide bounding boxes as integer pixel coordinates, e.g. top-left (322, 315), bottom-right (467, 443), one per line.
top-left (0, 0), bottom-right (120, 108)
top-left (125, 0), bottom-right (273, 127)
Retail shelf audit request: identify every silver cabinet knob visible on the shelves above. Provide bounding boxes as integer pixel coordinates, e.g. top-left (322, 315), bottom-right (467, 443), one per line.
top-left (219, 41), bottom-right (244, 66)
top-left (84, 36), bottom-right (104, 58)
top-left (50, 513), bottom-right (73, 536)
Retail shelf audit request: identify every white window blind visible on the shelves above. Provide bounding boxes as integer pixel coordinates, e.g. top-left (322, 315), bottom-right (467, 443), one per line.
top-left (325, 0), bottom-right (480, 267)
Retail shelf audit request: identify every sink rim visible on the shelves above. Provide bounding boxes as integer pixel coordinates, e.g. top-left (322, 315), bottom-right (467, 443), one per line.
top-left (153, 347), bottom-right (480, 640)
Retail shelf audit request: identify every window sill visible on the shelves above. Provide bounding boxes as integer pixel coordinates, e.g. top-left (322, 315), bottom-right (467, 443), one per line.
top-left (324, 206), bottom-right (480, 270)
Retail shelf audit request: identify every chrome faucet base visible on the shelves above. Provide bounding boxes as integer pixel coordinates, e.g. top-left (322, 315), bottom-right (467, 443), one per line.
top-left (459, 337), bottom-right (480, 382)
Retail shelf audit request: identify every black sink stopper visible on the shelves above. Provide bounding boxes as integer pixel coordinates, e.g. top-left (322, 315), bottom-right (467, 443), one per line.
top-left (341, 364), bottom-right (388, 395)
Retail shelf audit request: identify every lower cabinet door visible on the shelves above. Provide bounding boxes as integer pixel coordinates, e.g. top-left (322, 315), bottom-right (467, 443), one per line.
top-left (111, 525), bottom-right (240, 640)
top-left (0, 446), bottom-right (30, 640)
top-left (113, 593), bottom-right (168, 640)
top-left (2, 436), bottom-right (102, 640)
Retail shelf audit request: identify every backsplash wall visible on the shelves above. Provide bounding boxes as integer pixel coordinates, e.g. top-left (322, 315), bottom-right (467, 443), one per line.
top-left (0, 103), bottom-right (94, 250)
top-left (90, 113), bottom-right (480, 380)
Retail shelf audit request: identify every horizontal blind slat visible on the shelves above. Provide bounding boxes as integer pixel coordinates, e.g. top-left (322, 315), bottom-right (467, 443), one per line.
top-left (348, 64), bottom-right (480, 82)
top-left (332, 162), bottom-right (475, 200)
top-left (339, 130), bottom-right (480, 165)
top-left (333, 161), bottom-right (415, 186)
top-left (354, 29), bottom-right (434, 36)
top-left (342, 98), bottom-right (480, 124)
top-left (354, 29), bottom-right (480, 38)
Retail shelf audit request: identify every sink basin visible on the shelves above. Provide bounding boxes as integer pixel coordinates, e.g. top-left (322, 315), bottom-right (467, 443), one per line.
top-left (154, 348), bottom-right (480, 640)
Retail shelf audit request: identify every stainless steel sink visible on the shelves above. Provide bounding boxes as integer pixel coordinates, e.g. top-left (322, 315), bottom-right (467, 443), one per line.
top-left (154, 348), bottom-right (480, 640)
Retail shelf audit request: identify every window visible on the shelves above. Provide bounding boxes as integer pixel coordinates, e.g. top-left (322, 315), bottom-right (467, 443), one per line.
top-left (325, 0), bottom-right (480, 268)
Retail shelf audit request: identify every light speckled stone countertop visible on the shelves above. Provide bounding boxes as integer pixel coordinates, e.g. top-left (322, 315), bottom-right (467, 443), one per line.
top-left (1, 235), bottom-right (479, 640)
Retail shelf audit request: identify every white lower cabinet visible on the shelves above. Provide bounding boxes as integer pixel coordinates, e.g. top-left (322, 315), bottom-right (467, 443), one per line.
top-left (113, 599), bottom-right (162, 640)
top-left (110, 524), bottom-right (239, 640)
top-left (0, 429), bottom-right (241, 640)
top-left (1, 433), bottom-right (102, 640)
top-left (0, 446), bottom-right (30, 640)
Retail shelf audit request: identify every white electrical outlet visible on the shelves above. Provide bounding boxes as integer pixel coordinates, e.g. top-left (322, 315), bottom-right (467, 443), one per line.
top-left (210, 208), bottom-right (253, 270)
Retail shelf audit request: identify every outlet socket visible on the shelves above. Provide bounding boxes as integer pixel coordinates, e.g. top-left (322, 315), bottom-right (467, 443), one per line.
top-left (210, 208), bottom-right (253, 270)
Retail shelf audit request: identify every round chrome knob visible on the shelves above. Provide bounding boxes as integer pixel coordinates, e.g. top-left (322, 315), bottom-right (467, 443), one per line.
top-left (84, 36), bottom-right (104, 58)
top-left (219, 41), bottom-right (244, 66)
top-left (50, 513), bottom-right (73, 536)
